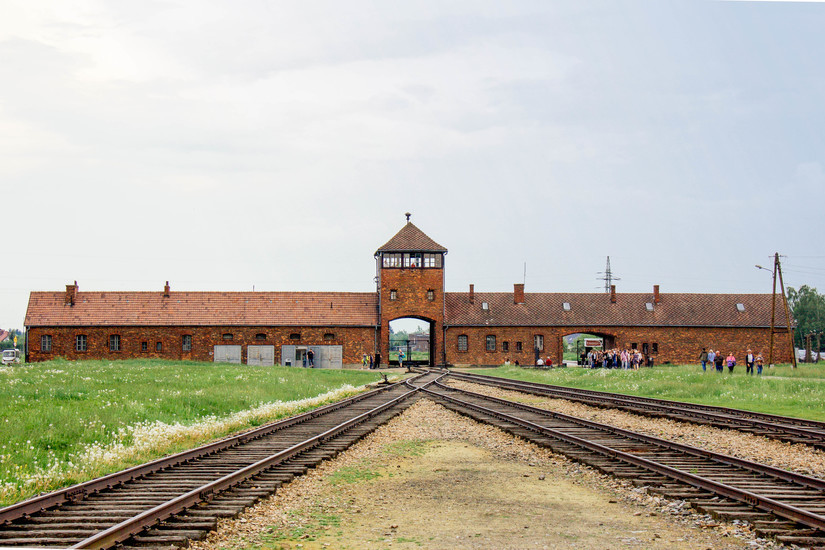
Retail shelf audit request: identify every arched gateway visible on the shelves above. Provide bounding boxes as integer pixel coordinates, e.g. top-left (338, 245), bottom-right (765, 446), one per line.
top-left (375, 219), bottom-right (447, 368)
top-left (25, 216), bottom-right (793, 366)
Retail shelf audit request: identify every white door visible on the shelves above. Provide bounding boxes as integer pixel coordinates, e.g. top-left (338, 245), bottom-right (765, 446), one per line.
top-left (214, 345), bottom-right (242, 364)
top-left (247, 345), bottom-right (275, 366)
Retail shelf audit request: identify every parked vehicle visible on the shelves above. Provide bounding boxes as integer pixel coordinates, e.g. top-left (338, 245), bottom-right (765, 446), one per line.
top-left (1, 348), bottom-right (21, 365)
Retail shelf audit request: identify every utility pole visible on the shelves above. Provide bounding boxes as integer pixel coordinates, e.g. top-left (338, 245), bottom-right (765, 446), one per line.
top-left (597, 256), bottom-right (621, 294)
top-left (760, 253), bottom-right (797, 368)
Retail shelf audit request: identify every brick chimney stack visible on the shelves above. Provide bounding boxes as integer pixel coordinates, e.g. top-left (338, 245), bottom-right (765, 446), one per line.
top-left (514, 283), bottom-right (525, 305)
top-left (65, 281), bottom-right (78, 306)
top-left (163, 281), bottom-right (171, 298)
top-left (469, 284), bottom-right (475, 304)
top-left (610, 285), bottom-right (616, 303)
top-left (654, 285), bottom-right (660, 304)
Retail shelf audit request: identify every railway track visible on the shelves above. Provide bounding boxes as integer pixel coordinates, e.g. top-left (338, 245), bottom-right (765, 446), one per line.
top-left (0, 372), bottom-right (440, 550)
top-left (441, 369), bottom-right (825, 449)
top-left (414, 377), bottom-right (825, 548)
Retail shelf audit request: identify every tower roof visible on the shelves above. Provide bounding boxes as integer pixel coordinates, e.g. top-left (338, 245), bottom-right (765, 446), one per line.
top-left (375, 222), bottom-right (447, 254)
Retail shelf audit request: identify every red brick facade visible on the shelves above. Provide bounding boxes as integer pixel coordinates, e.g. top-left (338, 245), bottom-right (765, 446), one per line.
top-left (444, 325), bottom-right (790, 367)
top-left (25, 220), bottom-right (794, 367)
top-left (27, 325), bottom-right (376, 365)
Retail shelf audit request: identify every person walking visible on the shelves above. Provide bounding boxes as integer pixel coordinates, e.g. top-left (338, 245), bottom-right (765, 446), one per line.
top-left (714, 351), bottom-right (724, 373)
top-left (699, 348), bottom-right (709, 372)
top-left (398, 349), bottom-right (405, 369)
top-left (756, 352), bottom-right (764, 375)
top-left (708, 349), bottom-right (716, 371)
top-left (307, 348), bottom-right (315, 367)
top-left (745, 348), bottom-right (755, 375)
top-left (726, 351), bottom-right (736, 373)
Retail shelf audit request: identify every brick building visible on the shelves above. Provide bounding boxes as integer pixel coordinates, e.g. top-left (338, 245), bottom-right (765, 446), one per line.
top-left (24, 220), bottom-right (793, 367)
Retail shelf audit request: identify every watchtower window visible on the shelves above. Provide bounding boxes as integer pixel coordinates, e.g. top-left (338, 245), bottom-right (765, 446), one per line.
top-left (382, 253), bottom-right (402, 268)
top-left (403, 253), bottom-right (423, 268)
top-left (424, 253), bottom-right (442, 268)
top-left (390, 289), bottom-right (398, 301)
top-left (427, 289), bottom-right (435, 301)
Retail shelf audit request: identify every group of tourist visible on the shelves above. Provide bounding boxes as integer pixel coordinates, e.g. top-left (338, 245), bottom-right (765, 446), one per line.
top-left (584, 348), bottom-right (648, 370)
top-left (698, 348), bottom-right (763, 375)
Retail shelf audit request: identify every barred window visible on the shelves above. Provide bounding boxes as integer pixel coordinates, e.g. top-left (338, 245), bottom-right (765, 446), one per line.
top-left (324, 333), bottom-right (335, 341)
top-left (255, 333), bottom-right (266, 341)
top-left (289, 333), bottom-right (301, 340)
top-left (156, 341), bottom-right (163, 352)
top-left (486, 335), bottom-right (496, 352)
top-left (427, 289), bottom-right (435, 301)
top-left (390, 290), bottom-right (398, 301)
top-left (41, 334), bottom-right (53, 352)
top-left (502, 341), bottom-right (509, 353)
top-left (141, 341), bottom-right (148, 352)
top-left (76, 335), bottom-right (87, 352)
top-left (109, 334), bottom-right (121, 352)
top-left (182, 335), bottom-right (192, 351)
top-left (516, 341), bottom-right (523, 352)
top-left (534, 335), bottom-right (544, 352)
top-left (222, 333), bottom-right (234, 341)
top-left (457, 335), bottom-right (468, 352)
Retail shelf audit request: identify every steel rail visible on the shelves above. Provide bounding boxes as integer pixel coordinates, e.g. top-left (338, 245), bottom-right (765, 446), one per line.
top-left (444, 370), bottom-right (825, 438)
top-left (433, 380), bottom-right (825, 491)
top-left (0, 376), bottom-right (419, 525)
top-left (70, 384), bottom-right (422, 550)
top-left (422, 383), bottom-right (825, 532)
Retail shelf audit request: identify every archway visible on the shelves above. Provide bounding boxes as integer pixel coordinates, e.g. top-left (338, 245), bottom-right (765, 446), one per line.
top-left (560, 331), bottom-right (617, 366)
top-left (389, 316), bottom-right (434, 368)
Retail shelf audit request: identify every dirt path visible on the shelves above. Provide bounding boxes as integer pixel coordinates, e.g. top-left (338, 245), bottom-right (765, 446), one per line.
top-left (191, 400), bottom-right (770, 550)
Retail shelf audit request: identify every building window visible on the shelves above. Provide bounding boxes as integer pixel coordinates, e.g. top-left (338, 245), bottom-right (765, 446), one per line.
top-left (255, 333), bottom-right (266, 341)
top-left (427, 289), bottom-right (435, 301)
top-left (534, 335), bottom-right (544, 352)
top-left (324, 333), bottom-right (335, 341)
top-left (486, 335), bottom-right (496, 352)
top-left (390, 289), bottom-right (398, 301)
top-left (182, 335), bottom-right (192, 351)
top-left (382, 253), bottom-right (402, 268)
top-left (403, 252), bottom-right (423, 268)
top-left (502, 341), bottom-right (509, 353)
top-left (141, 341), bottom-right (148, 352)
top-left (563, 302), bottom-right (571, 311)
top-left (109, 334), bottom-right (121, 352)
top-left (651, 342), bottom-right (659, 354)
top-left (41, 335), bottom-right (53, 352)
top-left (222, 333), bottom-right (233, 341)
top-left (423, 253), bottom-right (442, 268)
top-left (289, 333), bottom-right (301, 340)
top-left (631, 343), bottom-right (638, 350)
top-left (516, 341), bottom-right (523, 352)
top-left (76, 335), bottom-right (87, 352)
top-left (457, 335), bottom-right (468, 352)
top-left (156, 341), bottom-right (163, 352)
top-left (736, 303), bottom-right (745, 312)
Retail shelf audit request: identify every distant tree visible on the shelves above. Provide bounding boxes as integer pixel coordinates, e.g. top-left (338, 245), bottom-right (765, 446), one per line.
top-left (787, 286), bottom-right (825, 349)
top-left (0, 329), bottom-right (24, 350)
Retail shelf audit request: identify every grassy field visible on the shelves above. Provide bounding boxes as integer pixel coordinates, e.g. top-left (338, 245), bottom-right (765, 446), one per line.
top-left (465, 363), bottom-right (825, 421)
top-left (0, 359), bottom-right (383, 506)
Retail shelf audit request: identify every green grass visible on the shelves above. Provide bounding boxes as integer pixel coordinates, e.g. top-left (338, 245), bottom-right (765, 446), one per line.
top-left (465, 363), bottom-right (825, 421)
top-left (382, 439), bottom-right (429, 458)
top-left (0, 358), bottom-right (382, 505)
top-left (327, 465), bottom-right (382, 485)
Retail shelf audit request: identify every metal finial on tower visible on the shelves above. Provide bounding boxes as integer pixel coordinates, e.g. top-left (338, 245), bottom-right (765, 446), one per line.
top-left (405, 212), bottom-right (411, 223)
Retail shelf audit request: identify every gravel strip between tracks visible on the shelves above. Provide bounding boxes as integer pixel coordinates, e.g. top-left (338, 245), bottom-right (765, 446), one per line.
top-left (190, 399), bottom-right (779, 550)
top-left (448, 379), bottom-right (825, 479)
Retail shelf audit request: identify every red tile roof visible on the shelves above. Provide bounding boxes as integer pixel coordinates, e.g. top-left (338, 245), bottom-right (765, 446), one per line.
top-left (25, 291), bottom-right (378, 327)
top-left (444, 292), bottom-right (791, 328)
top-left (375, 222), bottom-right (447, 253)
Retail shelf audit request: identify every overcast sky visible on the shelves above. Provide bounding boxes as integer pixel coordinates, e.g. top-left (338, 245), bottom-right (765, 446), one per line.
top-left (2, 0), bottom-right (825, 330)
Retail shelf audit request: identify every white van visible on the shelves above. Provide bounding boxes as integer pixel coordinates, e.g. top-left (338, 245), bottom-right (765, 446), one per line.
top-left (1, 349), bottom-right (21, 365)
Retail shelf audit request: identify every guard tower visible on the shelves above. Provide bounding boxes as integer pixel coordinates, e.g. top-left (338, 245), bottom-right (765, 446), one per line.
top-left (375, 214), bottom-right (447, 367)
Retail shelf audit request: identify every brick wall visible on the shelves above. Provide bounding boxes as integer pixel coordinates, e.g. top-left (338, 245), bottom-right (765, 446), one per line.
top-left (26, 325), bottom-right (377, 366)
top-left (379, 265), bottom-right (444, 366)
top-left (445, 325), bottom-right (793, 366)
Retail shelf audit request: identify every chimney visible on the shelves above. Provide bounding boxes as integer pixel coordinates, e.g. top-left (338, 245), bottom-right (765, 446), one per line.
top-left (469, 284), bottom-right (475, 304)
top-left (610, 285), bottom-right (616, 303)
top-left (653, 285), bottom-right (660, 304)
top-left (163, 281), bottom-right (171, 298)
top-left (514, 283), bottom-right (525, 305)
top-left (65, 281), bottom-right (78, 306)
